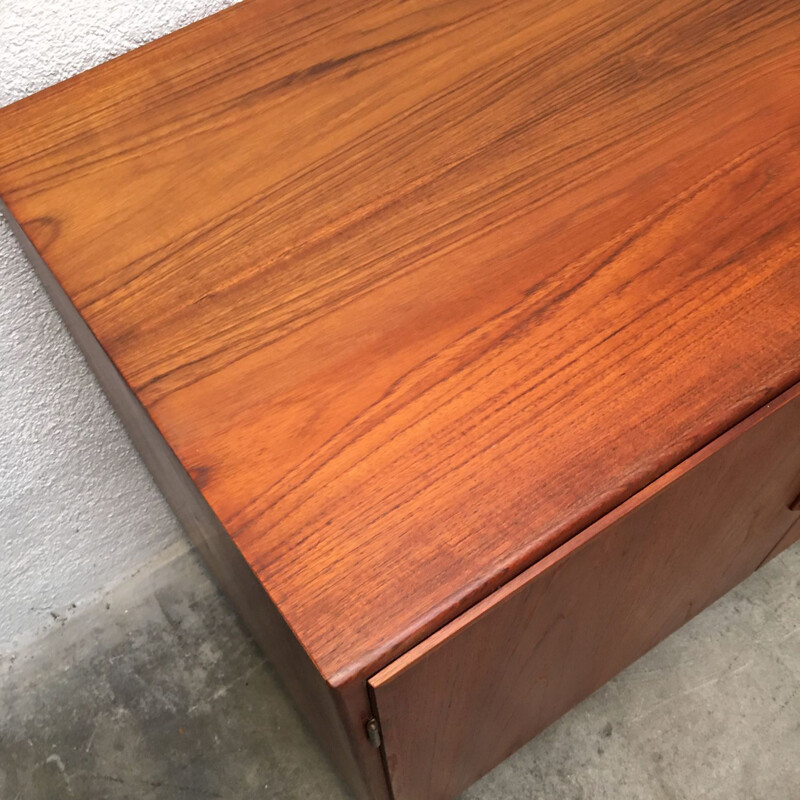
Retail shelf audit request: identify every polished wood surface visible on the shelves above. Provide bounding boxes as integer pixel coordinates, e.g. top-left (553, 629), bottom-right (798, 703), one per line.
top-left (370, 383), bottom-right (800, 800)
top-left (0, 200), bottom-right (390, 800)
top-left (1, 0), bottom-right (799, 691)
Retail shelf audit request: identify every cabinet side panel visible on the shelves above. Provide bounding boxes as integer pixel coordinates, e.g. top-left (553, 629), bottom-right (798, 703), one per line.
top-left (2, 202), bottom-right (390, 800)
top-left (370, 383), bottom-right (800, 800)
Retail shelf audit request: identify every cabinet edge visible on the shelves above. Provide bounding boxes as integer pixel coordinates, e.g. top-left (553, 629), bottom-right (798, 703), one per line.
top-left (372, 378), bottom-right (800, 687)
top-left (1, 200), bottom-right (392, 800)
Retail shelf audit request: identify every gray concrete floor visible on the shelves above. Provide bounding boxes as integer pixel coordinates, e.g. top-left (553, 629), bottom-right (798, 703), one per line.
top-left (1, 542), bottom-right (798, 800)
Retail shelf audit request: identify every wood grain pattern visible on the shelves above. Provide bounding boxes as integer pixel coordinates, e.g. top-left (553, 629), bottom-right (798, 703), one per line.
top-left (0, 0), bottom-right (799, 691)
top-left (0, 199), bottom-right (390, 800)
top-left (370, 382), bottom-right (800, 800)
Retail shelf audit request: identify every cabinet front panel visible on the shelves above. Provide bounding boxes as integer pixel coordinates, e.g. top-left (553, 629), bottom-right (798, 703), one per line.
top-left (370, 384), bottom-right (800, 800)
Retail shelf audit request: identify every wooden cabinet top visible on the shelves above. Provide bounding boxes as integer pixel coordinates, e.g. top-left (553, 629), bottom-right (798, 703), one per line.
top-left (1, 0), bottom-right (798, 686)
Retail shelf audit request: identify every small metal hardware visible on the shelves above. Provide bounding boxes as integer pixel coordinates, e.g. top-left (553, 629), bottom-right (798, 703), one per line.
top-left (366, 717), bottom-right (382, 748)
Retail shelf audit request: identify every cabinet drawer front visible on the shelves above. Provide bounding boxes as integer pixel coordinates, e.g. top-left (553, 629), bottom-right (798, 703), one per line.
top-left (369, 384), bottom-right (800, 800)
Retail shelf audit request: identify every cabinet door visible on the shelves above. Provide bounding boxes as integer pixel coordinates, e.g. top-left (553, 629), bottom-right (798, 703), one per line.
top-left (369, 383), bottom-right (800, 800)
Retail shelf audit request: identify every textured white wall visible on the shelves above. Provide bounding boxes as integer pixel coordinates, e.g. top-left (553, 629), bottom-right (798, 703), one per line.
top-left (0, 0), bottom-right (239, 649)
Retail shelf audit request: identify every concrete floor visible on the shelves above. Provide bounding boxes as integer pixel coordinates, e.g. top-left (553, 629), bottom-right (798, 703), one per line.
top-left (1, 542), bottom-right (798, 800)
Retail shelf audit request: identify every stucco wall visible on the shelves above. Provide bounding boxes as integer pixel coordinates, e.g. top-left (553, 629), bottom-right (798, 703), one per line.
top-left (0, 0), bottom-right (239, 649)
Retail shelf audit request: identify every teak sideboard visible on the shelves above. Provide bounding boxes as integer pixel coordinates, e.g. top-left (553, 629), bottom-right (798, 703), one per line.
top-left (1, 1), bottom-right (799, 798)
